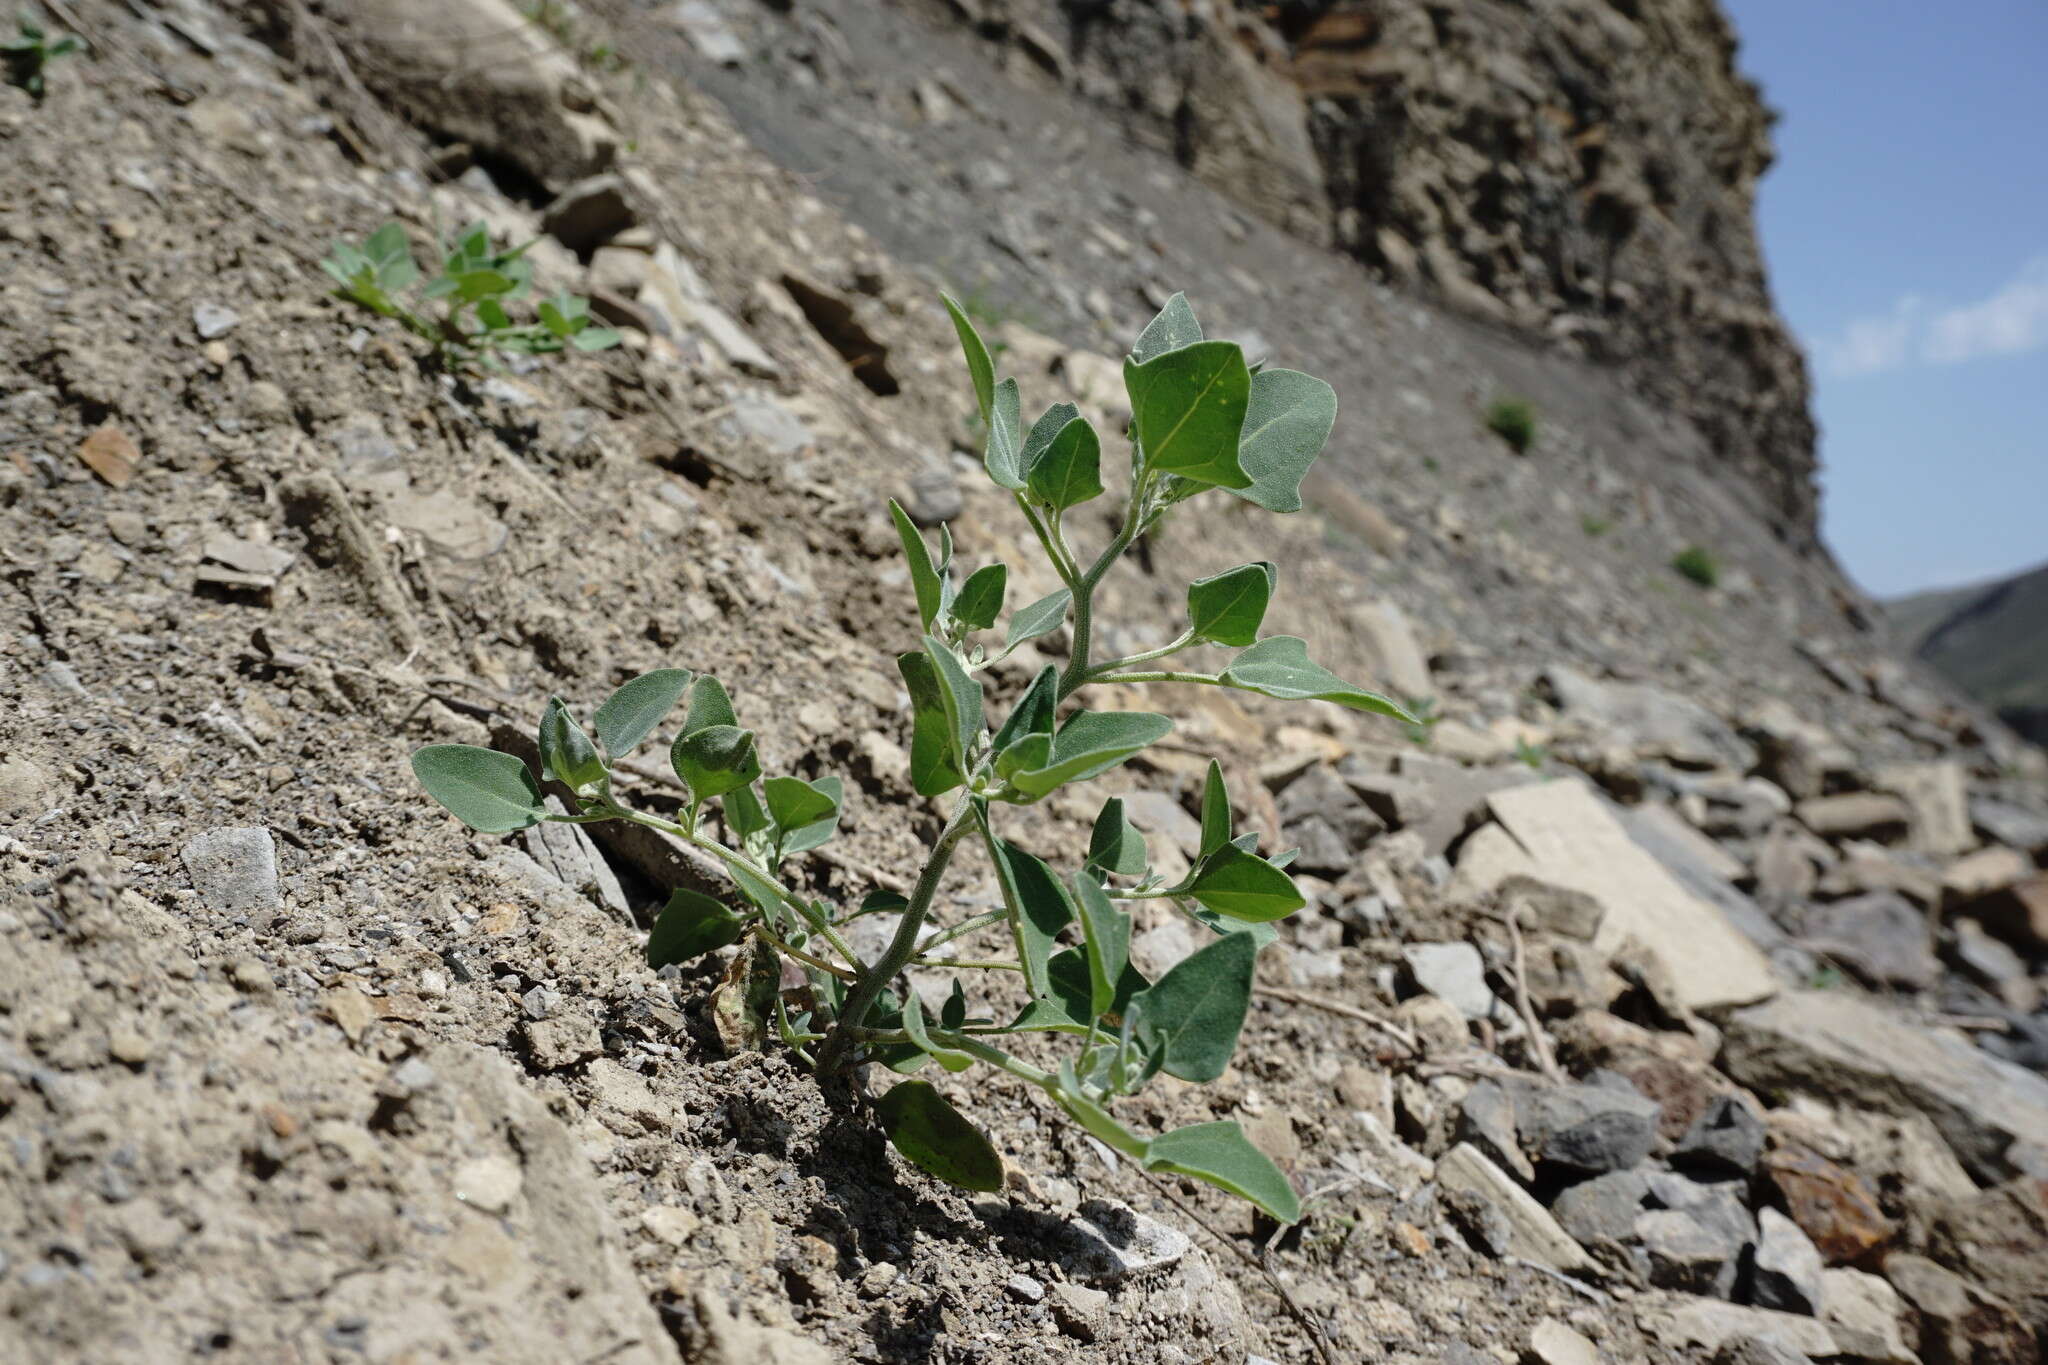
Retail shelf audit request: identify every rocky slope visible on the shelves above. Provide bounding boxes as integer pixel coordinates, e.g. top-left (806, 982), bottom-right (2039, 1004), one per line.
top-left (1890, 561), bottom-right (2048, 747)
top-left (2, 1), bottom-right (2045, 1363)
top-left (896, 0), bottom-right (1821, 553)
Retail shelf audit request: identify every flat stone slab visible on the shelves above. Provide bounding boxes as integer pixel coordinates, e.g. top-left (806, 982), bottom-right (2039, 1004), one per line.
top-left (1723, 989), bottom-right (2048, 1184)
top-left (1485, 780), bottom-right (1777, 1011)
top-left (1433, 1142), bottom-right (1590, 1275)
top-left (1635, 1293), bottom-right (1838, 1359)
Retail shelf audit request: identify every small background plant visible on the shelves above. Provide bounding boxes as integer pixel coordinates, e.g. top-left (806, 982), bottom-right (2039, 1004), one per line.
top-left (410, 291), bottom-right (1416, 1225)
top-left (321, 220), bottom-right (620, 371)
top-left (1671, 544), bottom-right (1720, 589)
top-left (1483, 395), bottom-right (1536, 453)
top-left (3, 7), bottom-right (80, 100)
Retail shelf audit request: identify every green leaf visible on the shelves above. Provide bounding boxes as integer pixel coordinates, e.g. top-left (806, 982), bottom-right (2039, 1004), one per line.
top-left (1051, 1060), bottom-right (1152, 1159)
top-left (953, 563), bottom-right (1008, 632)
top-left (1185, 845), bottom-right (1303, 922)
top-left (1005, 711), bottom-right (1173, 799)
top-left (593, 669), bottom-right (693, 758)
top-left (571, 326), bottom-right (621, 352)
top-left (766, 774), bottom-right (842, 854)
top-left (1220, 636), bottom-right (1417, 721)
top-left (412, 745), bottom-right (547, 833)
top-left (984, 377), bottom-right (1025, 491)
top-left (1131, 931), bottom-right (1256, 1083)
top-left (923, 636), bottom-right (984, 775)
top-left (994, 732), bottom-right (1051, 783)
top-left (1023, 404), bottom-right (1103, 510)
top-left (889, 499), bottom-right (946, 631)
top-left (1228, 368), bottom-right (1336, 514)
top-left (537, 697), bottom-right (607, 793)
top-left (1072, 873), bottom-right (1132, 1019)
top-left (1007, 948), bottom-right (1148, 1034)
top-left (941, 978), bottom-right (969, 1029)
top-left (990, 664), bottom-right (1058, 753)
top-left (897, 652), bottom-right (968, 797)
top-left (1087, 797), bottom-right (1148, 878)
top-left (875, 1080), bottom-right (1006, 1193)
top-left (899, 991), bottom-right (975, 1073)
top-left (1186, 561), bottom-right (1276, 647)
top-left (941, 292), bottom-right (998, 426)
top-left (683, 675), bottom-right (742, 732)
top-left (1125, 341), bottom-right (1252, 490)
top-left (725, 856), bottom-right (783, 914)
top-left (365, 222), bottom-right (411, 265)
top-left (646, 888), bottom-right (746, 968)
top-left (983, 822), bottom-right (1077, 997)
top-left (670, 725), bottom-right (761, 800)
top-left (1005, 588), bottom-right (1071, 648)
top-left (1187, 902), bottom-right (1282, 949)
top-left (1199, 759), bottom-right (1232, 859)
top-left (1146, 1121), bottom-right (1301, 1224)
top-left (1130, 292), bottom-right (1204, 364)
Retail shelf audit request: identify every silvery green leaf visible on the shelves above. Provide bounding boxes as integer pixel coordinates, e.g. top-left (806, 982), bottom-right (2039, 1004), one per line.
top-left (922, 636), bottom-right (985, 775)
top-left (1199, 759), bottom-right (1232, 859)
top-left (411, 745), bottom-right (546, 833)
top-left (953, 563), bottom-right (1008, 632)
top-left (538, 696), bottom-right (607, 793)
top-left (1184, 845), bottom-right (1303, 922)
top-left (1004, 711), bottom-right (1173, 799)
top-left (889, 498), bottom-right (946, 631)
top-left (1087, 796), bottom-right (1148, 877)
top-left (1228, 368), bottom-right (1336, 514)
top-left (766, 774), bottom-right (842, 854)
top-left (682, 674), bottom-right (742, 733)
top-left (899, 991), bottom-right (974, 1073)
top-left (1130, 930), bottom-right (1254, 1083)
top-left (593, 669), bottom-right (693, 758)
top-left (982, 814), bottom-right (1077, 998)
top-left (1023, 406), bottom-right (1103, 511)
top-left (876, 1080), bottom-right (1005, 1192)
top-left (1005, 588), bottom-right (1071, 648)
top-left (1186, 562), bottom-right (1276, 647)
top-left (1130, 292), bottom-right (1203, 364)
top-left (1124, 341), bottom-right (1252, 490)
top-left (897, 652), bottom-right (967, 797)
top-left (1006, 948), bottom-right (1148, 1035)
top-left (1219, 636), bottom-right (1417, 720)
top-left (1072, 873), bottom-right (1132, 1019)
top-left (941, 292), bottom-right (998, 425)
top-left (990, 664), bottom-right (1057, 753)
top-left (669, 724), bottom-right (760, 801)
top-left (646, 888), bottom-right (746, 968)
top-left (1146, 1121), bottom-right (1301, 1224)
top-left (984, 377), bottom-right (1025, 491)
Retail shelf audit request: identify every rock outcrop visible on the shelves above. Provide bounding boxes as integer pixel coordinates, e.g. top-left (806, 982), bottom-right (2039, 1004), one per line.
top-left (930, 0), bottom-right (1820, 547)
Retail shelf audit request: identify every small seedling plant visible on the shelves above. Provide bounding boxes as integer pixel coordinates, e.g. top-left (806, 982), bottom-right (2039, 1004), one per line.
top-left (321, 220), bottom-right (620, 371)
top-left (3, 8), bottom-right (80, 100)
top-left (412, 292), bottom-right (1414, 1223)
top-left (1484, 395), bottom-right (1535, 454)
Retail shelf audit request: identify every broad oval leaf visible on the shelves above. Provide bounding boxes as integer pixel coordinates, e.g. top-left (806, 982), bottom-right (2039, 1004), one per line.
top-left (889, 499), bottom-right (946, 631)
top-left (1186, 562), bottom-right (1275, 647)
top-left (1220, 636), bottom-right (1418, 721)
top-left (768, 774), bottom-right (843, 855)
top-left (1007, 948), bottom-right (1149, 1035)
top-left (923, 636), bottom-right (985, 775)
top-left (1087, 797), bottom-right (1149, 878)
top-left (1185, 845), bottom-right (1303, 922)
top-left (1228, 368), bottom-right (1336, 514)
top-left (670, 724), bottom-right (761, 800)
top-left (897, 652), bottom-right (967, 797)
top-left (646, 888), bottom-right (746, 968)
top-left (875, 1081), bottom-right (1005, 1193)
top-left (941, 292), bottom-right (997, 425)
top-left (412, 745), bottom-right (547, 833)
top-left (1131, 930), bottom-right (1255, 1083)
top-left (682, 674), bottom-right (742, 733)
top-left (1124, 340), bottom-right (1252, 490)
top-left (1005, 587), bottom-right (1071, 649)
top-left (1023, 404), bottom-right (1103, 511)
top-left (984, 377), bottom-right (1025, 491)
top-left (1006, 711), bottom-right (1174, 799)
top-left (593, 669), bottom-right (693, 758)
top-left (1072, 873), bottom-right (1132, 1019)
top-left (899, 991), bottom-right (975, 1073)
top-left (994, 732), bottom-right (1052, 782)
top-left (1199, 759), bottom-right (1232, 859)
top-left (953, 563), bottom-right (1008, 632)
top-left (990, 664), bottom-right (1058, 753)
top-left (538, 696), bottom-right (607, 793)
top-left (983, 818), bottom-right (1077, 998)
top-left (1129, 292), bottom-right (1204, 364)
top-left (1146, 1120), bottom-right (1302, 1224)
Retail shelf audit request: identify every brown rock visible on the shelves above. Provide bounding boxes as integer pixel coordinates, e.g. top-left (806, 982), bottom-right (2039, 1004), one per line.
top-left (1761, 1143), bottom-right (1893, 1267)
top-left (1885, 1253), bottom-right (2035, 1365)
top-left (1943, 846), bottom-right (2033, 904)
top-left (1924, 1179), bottom-right (2048, 1341)
top-left (77, 423), bottom-right (142, 488)
top-left (1966, 874), bottom-right (2048, 953)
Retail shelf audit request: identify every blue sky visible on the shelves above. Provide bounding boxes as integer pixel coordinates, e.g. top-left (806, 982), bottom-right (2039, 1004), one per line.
top-left (1719, 0), bottom-right (2047, 597)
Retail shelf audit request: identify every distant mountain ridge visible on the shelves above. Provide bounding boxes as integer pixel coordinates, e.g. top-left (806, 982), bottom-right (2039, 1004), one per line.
top-left (1889, 560), bottom-right (2048, 745)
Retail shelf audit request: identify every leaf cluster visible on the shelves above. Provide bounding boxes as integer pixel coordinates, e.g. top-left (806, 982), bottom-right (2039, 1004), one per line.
top-left (3, 9), bottom-right (80, 99)
top-left (1484, 395), bottom-right (1536, 454)
top-left (320, 220), bottom-right (620, 371)
top-left (410, 290), bottom-right (1421, 1226)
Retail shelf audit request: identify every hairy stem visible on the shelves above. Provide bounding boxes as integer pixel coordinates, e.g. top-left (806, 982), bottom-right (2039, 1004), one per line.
top-left (815, 798), bottom-right (975, 1074)
top-left (1058, 472), bottom-right (1152, 699)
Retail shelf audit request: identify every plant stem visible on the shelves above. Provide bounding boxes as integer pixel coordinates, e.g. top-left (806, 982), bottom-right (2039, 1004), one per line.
top-left (911, 909), bottom-right (1011, 957)
top-left (1085, 668), bottom-right (1224, 688)
top-left (1089, 630), bottom-right (1195, 676)
top-left (1058, 473), bottom-right (1151, 699)
top-left (815, 797), bottom-right (976, 1074)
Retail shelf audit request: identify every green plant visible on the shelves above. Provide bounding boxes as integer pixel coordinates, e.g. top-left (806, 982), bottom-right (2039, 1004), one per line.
top-left (1671, 544), bottom-right (1719, 589)
top-left (1512, 737), bottom-right (1548, 770)
top-left (1400, 695), bottom-right (1440, 747)
top-left (1483, 396), bottom-right (1535, 454)
top-left (1579, 514), bottom-right (1611, 538)
top-left (320, 220), bottom-right (620, 371)
top-left (3, 8), bottom-right (80, 100)
top-left (409, 292), bottom-right (1415, 1223)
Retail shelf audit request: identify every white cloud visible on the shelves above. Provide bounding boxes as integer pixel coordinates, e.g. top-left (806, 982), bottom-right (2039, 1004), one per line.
top-left (1817, 252), bottom-right (2048, 379)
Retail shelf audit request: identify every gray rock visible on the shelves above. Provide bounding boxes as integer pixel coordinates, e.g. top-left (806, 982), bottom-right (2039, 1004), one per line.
top-left (1353, 599), bottom-right (1432, 700)
top-left (1749, 1207), bottom-right (1823, 1315)
top-left (1549, 1168), bottom-right (1650, 1245)
top-left (1287, 814), bottom-right (1357, 877)
top-left (1673, 1095), bottom-right (1766, 1177)
top-left (1457, 1081), bottom-right (1532, 1181)
top-left (541, 174), bottom-right (635, 252)
top-left (1637, 1207), bottom-right (1747, 1298)
top-left (1795, 792), bottom-right (1911, 842)
top-left (180, 827), bottom-right (282, 915)
top-left (1277, 765), bottom-right (1384, 856)
top-left (1433, 1143), bottom-right (1591, 1274)
top-left (1402, 942), bottom-right (1505, 1022)
top-left (1060, 1199), bottom-right (1191, 1282)
top-left (1972, 796), bottom-right (2048, 854)
top-left (1527, 1318), bottom-right (1601, 1365)
top-left (1497, 874), bottom-right (1604, 941)
top-left (1709, 1338), bottom-right (1807, 1365)
top-left (1637, 1292), bottom-right (1839, 1358)
top-left (1004, 1273), bottom-right (1044, 1303)
top-left (1817, 1267), bottom-right (1915, 1363)
top-left (1514, 1075), bottom-right (1662, 1175)
top-left (1543, 663), bottom-right (1756, 769)
top-left (192, 302), bottom-right (240, 339)
top-left (1723, 989), bottom-right (2048, 1184)
top-left (1619, 802), bottom-right (1787, 951)
top-left (1799, 891), bottom-right (1937, 991)
top-left (1885, 1253), bottom-right (2033, 1365)
top-left (669, 0), bottom-right (746, 64)
top-left (904, 466), bottom-right (962, 526)
top-left (1872, 760), bottom-right (1973, 857)
top-left (725, 392), bottom-right (813, 455)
